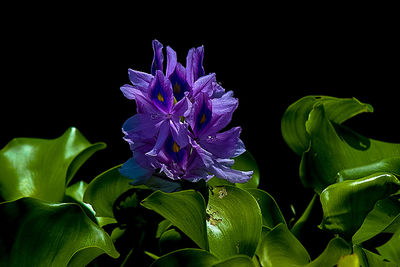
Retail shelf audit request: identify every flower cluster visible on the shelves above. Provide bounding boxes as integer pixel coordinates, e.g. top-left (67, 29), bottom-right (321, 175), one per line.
top-left (119, 40), bottom-right (252, 185)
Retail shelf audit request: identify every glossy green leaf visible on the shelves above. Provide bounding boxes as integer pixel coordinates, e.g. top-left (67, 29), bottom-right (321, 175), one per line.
top-left (257, 223), bottom-right (351, 267)
top-left (212, 255), bottom-right (255, 267)
top-left (64, 180), bottom-right (97, 223)
top-left (352, 198), bottom-right (400, 244)
top-left (337, 157), bottom-right (400, 182)
top-left (281, 95), bottom-right (373, 155)
top-left (0, 127), bottom-right (106, 202)
top-left (246, 188), bottom-right (286, 229)
top-left (301, 103), bottom-right (400, 192)
top-left (83, 165), bottom-right (135, 218)
top-left (256, 223), bottom-right (311, 267)
top-left (0, 197), bottom-right (119, 266)
top-left (376, 227), bottom-right (400, 265)
top-left (320, 173), bottom-right (400, 238)
top-left (141, 189), bottom-right (209, 250)
top-left (150, 248), bottom-right (218, 267)
top-left (207, 185), bottom-right (262, 259)
top-left (306, 237), bottom-right (351, 267)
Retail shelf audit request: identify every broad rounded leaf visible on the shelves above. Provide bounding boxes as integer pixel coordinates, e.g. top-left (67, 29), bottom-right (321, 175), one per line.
top-left (307, 237), bottom-right (351, 267)
top-left (83, 165), bottom-right (135, 218)
top-left (0, 197), bottom-right (119, 266)
top-left (150, 248), bottom-right (218, 267)
top-left (246, 188), bottom-right (286, 229)
top-left (141, 189), bottom-right (209, 250)
top-left (301, 103), bottom-right (400, 192)
top-left (256, 223), bottom-right (310, 267)
top-left (281, 95), bottom-right (373, 155)
top-left (320, 173), bottom-right (400, 238)
top-left (0, 127), bottom-right (106, 202)
top-left (207, 185), bottom-right (262, 259)
top-left (65, 181), bottom-right (97, 223)
top-left (352, 198), bottom-right (400, 244)
top-left (337, 157), bottom-right (400, 182)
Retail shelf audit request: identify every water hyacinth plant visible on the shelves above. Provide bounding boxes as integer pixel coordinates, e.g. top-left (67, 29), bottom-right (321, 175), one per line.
top-left (1, 40), bottom-right (400, 266)
top-left (120, 40), bottom-right (252, 186)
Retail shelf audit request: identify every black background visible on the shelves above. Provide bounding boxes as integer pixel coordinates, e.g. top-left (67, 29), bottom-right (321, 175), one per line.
top-left (1, 5), bottom-right (399, 257)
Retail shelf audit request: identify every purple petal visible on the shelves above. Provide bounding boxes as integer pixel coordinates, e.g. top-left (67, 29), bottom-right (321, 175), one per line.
top-left (170, 63), bottom-right (190, 101)
top-left (192, 46), bottom-right (205, 81)
top-left (120, 85), bottom-right (159, 114)
top-left (169, 120), bottom-right (189, 148)
top-left (201, 92), bottom-right (238, 136)
top-left (128, 69), bottom-right (153, 92)
top-left (146, 120), bottom-right (170, 156)
top-left (166, 46), bottom-right (177, 78)
top-left (211, 82), bottom-right (226, 98)
top-left (122, 113), bottom-right (164, 140)
top-left (209, 162), bottom-right (253, 183)
top-left (163, 134), bottom-right (189, 165)
top-left (151, 39), bottom-right (164, 75)
top-left (149, 70), bottom-right (174, 113)
top-left (186, 46), bottom-right (205, 85)
top-left (191, 140), bottom-right (252, 183)
top-left (120, 84), bottom-right (137, 100)
top-left (172, 96), bottom-right (192, 117)
top-left (190, 92), bottom-right (213, 136)
top-left (192, 73), bottom-right (216, 98)
top-left (186, 48), bottom-right (195, 86)
top-left (199, 127), bottom-right (245, 159)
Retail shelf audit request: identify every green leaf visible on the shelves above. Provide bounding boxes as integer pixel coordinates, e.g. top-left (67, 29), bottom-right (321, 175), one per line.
top-left (158, 229), bottom-right (183, 254)
top-left (141, 189), bottom-right (209, 250)
top-left (337, 157), bottom-right (400, 182)
top-left (301, 103), bottom-right (400, 192)
top-left (246, 188), bottom-right (286, 229)
top-left (150, 248), bottom-right (218, 267)
top-left (64, 180), bottom-right (97, 223)
top-left (83, 165), bottom-right (135, 218)
top-left (352, 198), bottom-right (400, 244)
top-left (0, 127), bottom-right (105, 202)
top-left (320, 173), bottom-right (400, 238)
top-left (0, 197), bottom-right (119, 266)
top-left (307, 237), bottom-right (352, 267)
top-left (281, 95), bottom-right (373, 155)
top-left (207, 185), bottom-right (262, 259)
top-left (256, 223), bottom-right (311, 267)
top-left (376, 227), bottom-right (400, 265)
top-left (354, 247), bottom-right (398, 267)
top-left (212, 255), bottom-right (255, 267)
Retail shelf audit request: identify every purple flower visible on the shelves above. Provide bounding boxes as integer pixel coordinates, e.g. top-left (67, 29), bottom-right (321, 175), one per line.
top-left (119, 40), bottom-right (252, 186)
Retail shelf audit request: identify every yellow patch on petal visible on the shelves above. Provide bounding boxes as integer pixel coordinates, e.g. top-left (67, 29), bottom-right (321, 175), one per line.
top-left (200, 113), bottom-right (206, 124)
top-left (172, 142), bottom-right (180, 153)
top-left (157, 92), bottom-right (164, 102)
top-left (173, 82), bottom-right (181, 95)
